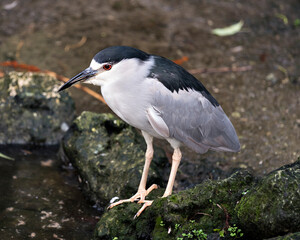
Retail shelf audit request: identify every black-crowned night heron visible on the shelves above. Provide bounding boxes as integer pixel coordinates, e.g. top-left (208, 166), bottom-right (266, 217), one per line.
top-left (58, 46), bottom-right (240, 218)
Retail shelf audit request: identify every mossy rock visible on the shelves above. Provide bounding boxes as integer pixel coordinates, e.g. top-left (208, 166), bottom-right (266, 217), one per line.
top-left (236, 158), bottom-right (300, 239)
top-left (94, 170), bottom-right (254, 239)
top-left (94, 158), bottom-right (300, 240)
top-left (265, 232), bottom-right (300, 240)
top-left (60, 111), bottom-right (300, 240)
top-left (0, 71), bottom-right (75, 145)
top-left (61, 111), bottom-right (168, 206)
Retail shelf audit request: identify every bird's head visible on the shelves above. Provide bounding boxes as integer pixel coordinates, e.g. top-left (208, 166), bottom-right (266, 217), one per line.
top-left (58, 46), bottom-right (150, 91)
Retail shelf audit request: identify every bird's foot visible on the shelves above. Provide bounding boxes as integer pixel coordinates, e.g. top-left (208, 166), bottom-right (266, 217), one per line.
top-left (107, 184), bottom-right (158, 209)
top-left (134, 200), bottom-right (153, 219)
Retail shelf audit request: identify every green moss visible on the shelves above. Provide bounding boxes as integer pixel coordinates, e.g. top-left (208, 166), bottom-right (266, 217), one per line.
top-left (235, 159), bottom-right (300, 239)
top-left (92, 158), bottom-right (300, 239)
top-left (152, 217), bottom-right (170, 239)
top-left (94, 169), bottom-right (254, 239)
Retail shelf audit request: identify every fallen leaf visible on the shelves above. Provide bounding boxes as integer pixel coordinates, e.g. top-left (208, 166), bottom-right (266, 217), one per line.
top-left (0, 152), bottom-right (14, 161)
top-left (212, 20), bottom-right (244, 36)
top-left (275, 13), bottom-right (288, 25)
top-left (231, 111), bottom-right (241, 118)
top-left (3, 1), bottom-right (18, 10)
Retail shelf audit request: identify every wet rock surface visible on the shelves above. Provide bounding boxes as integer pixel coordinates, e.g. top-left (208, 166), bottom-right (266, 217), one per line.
top-left (266, 232), bottom-right (300, 240)
top-left (60, 111), bottom-right (300, 240)
top-left (95, 170), bottom-right (254, 240)
top-left (94, 158), bottom-right (300, 240)
top-left (61, 111), bottom-right (168, 206)
top-left (236, 159), bottom-right (300, 239)
top-left (0, 71), bottom-right (75, 145)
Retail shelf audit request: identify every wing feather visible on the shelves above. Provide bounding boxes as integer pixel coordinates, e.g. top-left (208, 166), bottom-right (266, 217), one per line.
top-left (146, 106), bottom-right (170, 138)
top-left (151, 80), bottom-right (240, 154)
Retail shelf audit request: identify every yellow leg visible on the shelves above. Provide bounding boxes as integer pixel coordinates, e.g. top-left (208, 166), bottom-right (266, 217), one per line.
top-left (136, 132), bottom-right (154, 203)
top-left (162, 148), bottom-right (182, 198)
top-left (133, 148), bottom-right (182, 218)
top-left (108, 131), bottom-right (158, 209)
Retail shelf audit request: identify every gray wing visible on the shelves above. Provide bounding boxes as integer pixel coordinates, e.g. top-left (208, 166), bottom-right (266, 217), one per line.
top-left (149, 81), bottom-right (240, 154)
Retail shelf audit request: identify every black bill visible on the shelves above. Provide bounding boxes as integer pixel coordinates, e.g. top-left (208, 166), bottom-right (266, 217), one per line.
top-left (58, 67), bottom-right (97, 92)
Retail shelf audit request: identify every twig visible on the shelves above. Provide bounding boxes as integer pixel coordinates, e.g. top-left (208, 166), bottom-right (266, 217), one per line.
top-left (64, 36), bottom-right (87, 52)
top-left (0, 61), bottom-right (40, 72)
top-left (196, 212), bottom-right (213, 217)
top-left (189, 65), bottom-right (252, 74)
top-left (216, 203), bottom-right (230, 230)
top-left (173, 56), bottom-right (189, 65)
top-left (16, 40), bottom-right (24, 60)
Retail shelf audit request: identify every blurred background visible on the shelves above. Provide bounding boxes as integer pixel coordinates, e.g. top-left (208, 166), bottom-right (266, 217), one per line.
top-left (0, 0), bottom-right (299, 239)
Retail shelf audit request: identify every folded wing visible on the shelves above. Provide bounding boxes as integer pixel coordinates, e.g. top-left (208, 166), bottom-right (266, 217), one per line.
top-left (150, 84), bottom-right (240, 154)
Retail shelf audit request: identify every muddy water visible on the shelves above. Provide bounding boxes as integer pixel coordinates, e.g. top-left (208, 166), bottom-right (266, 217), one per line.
top-left (0, 147), bottom-right (100, 240)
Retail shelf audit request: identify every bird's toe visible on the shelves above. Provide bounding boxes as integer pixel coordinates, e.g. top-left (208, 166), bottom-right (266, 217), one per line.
top-left (107, 199), bottom-right (131, 209)
top-left (134, 200), bottom-right (153, 219)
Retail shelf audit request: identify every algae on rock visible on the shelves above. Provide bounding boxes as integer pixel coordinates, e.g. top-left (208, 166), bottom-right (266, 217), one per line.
top-left (61, 111), bottom-right (168, 206)
top-left (95, 170), bottom-right (254, 240)
top-left (0, 71), bottom-right (75, 145)
top-left (94, 158), bottom-right (300, 240)
top-left (236, 159), bottom-right (300, 239)
top-left (266, 232), bottom-right (300, 240)
top-left (59, 110), bottom-right (300, 240)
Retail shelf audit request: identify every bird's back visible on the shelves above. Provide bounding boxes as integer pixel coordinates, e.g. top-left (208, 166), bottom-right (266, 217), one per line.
top-left (148, 56), bottom-right (240, 153)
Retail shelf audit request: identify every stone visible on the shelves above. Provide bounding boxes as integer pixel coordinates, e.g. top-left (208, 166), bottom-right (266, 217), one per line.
top-left (59, 110), bottom-right (300, 240)
top-left (94, 158), bottom-right (300, 240)
top-left (235, 158), bottom-right (300, 239)
top-left (0, 71), bottom-right (75, 145)
top-left (266, 232), bottom-right (300, 240)
top-left (94, 170), bottom-right (254, 239)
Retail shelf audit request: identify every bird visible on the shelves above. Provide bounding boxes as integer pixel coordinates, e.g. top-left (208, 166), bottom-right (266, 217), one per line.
top-left (58, 46), bottom-right (240, 218)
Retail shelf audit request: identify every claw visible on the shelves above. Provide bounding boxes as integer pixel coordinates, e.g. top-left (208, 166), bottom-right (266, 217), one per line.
top-left (134, 200), bottom-right (153, 219)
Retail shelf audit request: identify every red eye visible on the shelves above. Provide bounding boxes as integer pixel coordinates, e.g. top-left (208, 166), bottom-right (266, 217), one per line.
top-left (103, 64), bottom-right (112, 71)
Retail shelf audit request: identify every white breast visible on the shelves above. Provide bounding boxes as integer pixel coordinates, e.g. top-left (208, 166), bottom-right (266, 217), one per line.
top-left (100, 57), bottom-right (162, 138)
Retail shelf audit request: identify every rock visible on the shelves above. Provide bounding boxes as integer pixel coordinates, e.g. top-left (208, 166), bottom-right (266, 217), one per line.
top-left (61, 111), bottom-right (168, 207)
top-left (0, 71), bottom-right (75, 145)
top-left (235, 158), bottom-right (300, 239)
top-left (94, 158), bottom-right (300, 240)
top-left (59, 111), bottom-right (300, 240)
top-left (94, 170), bottom-right (254, 239)
top-left (265, 232), bottom-right (300, 240)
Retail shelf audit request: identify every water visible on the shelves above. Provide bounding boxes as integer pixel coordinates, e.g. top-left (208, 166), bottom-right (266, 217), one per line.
top-left (0, 146), bottom-right (100, 240)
